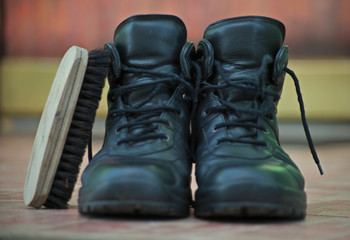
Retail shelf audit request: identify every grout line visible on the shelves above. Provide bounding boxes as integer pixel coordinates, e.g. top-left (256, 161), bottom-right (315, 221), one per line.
top-left (307, 214), bottom-right (350, 219)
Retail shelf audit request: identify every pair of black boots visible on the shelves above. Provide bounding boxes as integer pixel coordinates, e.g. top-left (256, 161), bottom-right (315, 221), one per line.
top-left (78, 14), bottom-right (321, 219)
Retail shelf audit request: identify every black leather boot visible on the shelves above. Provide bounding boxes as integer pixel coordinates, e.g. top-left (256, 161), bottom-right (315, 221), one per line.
top-left (78, 15), bottom-right (195, 217)
top-left (194, 16), bottom-right (322, 219)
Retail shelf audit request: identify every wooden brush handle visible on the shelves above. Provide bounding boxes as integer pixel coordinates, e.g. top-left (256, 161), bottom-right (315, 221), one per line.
top-left (24, 46), bottom-right (88, 208)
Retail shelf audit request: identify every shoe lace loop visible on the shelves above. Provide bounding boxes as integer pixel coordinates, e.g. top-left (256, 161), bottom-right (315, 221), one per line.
top-left (201, 57), bottom-right (323, 175)
top-left (201, 57), bottom-right (278, 147)
top-left (109, 64), bottom-right (194, 146)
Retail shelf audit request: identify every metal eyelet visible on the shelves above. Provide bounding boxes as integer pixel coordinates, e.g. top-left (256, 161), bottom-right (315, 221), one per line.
top-left (176, 110), bottom-right (182, 118)
top-left (182, 93), bottom-right (190, 100)
top-left (162, 135), bottom-right (170, 142)
top-left (214, 140), bottom-right (221, 147)
top-left (164, 121), bottom-right (171, 128)
top-left (203, 109), bottom-right (209, 117)
top-left (262, 141), bottom-right (270, 149)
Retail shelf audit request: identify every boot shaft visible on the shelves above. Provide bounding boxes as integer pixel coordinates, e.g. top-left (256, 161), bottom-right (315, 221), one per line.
top-left (100, 15), bottom-right (194, 157)
top-left (107, 15), bottom-right (190, 107)
top-left (192, 16), bottom-right (295, 161)
top-left (199, 16), bottom-right (288, 104)
top-left (114, 14), bottom-right (187, 70)
top-left (203, 16), bottom-right (285, 65)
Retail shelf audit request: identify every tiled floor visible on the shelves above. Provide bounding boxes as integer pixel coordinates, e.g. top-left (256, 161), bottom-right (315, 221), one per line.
top-left (0, 133), bottom-right (349, 240)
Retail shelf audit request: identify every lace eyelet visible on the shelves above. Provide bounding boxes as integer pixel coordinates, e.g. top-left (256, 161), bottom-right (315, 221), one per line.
top-left (203, 109), bottom-right (209, 117)
top-left (182, 93), bottom-right (191, 101)
top-left (115, 129), bottom-right (120, 135)
top-left (213, 139), bottom-right (222, 147)
top-left (176, 110), bottom-right (182, 118)
top-left (262, 141), bottom-right (269, 149)
top-left (162, 135), bottom-right (170, 142)
top-left (263, 128), bottom-right (269, 134)
top-left (111, 113), bottom-right (117, 117)
top-left (164, 121), bottom-right (171, 128)
top-left (213, 126), bottom-right (218, 133)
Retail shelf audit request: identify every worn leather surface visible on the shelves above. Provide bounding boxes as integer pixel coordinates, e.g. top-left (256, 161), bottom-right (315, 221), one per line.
top-left (79, 15), bottom-right (193, 212)
top-left (194, 16), bottom-right (306, 211)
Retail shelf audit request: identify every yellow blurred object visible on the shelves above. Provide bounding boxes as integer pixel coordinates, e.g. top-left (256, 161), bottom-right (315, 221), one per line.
top-left (278, 59), bottom-right (350, 121)
top-left (1, 58), bottom-right (350, 121)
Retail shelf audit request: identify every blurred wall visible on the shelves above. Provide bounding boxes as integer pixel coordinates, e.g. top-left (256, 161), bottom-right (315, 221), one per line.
top-left (3, 0), bottom-right (350, 58)
top-left (1, 0), bottom-right (350, 127)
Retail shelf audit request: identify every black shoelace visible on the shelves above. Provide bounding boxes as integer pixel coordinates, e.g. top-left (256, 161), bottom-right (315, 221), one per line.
top-left (108, 65), bottom-right (194, 146)
top-left (285, 67), bottom-right (324, 175)
top-left (200, 57), bottom-right (324, 175)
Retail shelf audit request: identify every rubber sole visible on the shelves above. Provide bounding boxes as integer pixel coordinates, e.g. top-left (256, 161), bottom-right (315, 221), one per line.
top-left (195, 202), bottom-right (306, 219)
top-left (194, 182), bottom-right (306, 219)
top-left (79, 200), bottom-right (189, 218)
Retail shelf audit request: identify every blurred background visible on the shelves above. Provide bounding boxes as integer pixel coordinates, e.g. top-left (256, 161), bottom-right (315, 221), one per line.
top-left (1, 0), bottom-right (350, 143)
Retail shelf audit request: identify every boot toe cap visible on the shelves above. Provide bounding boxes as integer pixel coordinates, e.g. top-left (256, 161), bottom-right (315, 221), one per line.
top-left (195, 161), bottom-right (306, 208)
top-left (78, 157), bottom-right (191, 208)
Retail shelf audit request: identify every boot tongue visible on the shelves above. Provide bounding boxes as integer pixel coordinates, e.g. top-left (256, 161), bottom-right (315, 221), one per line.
top-left (204, 16), bottom-right (285, 103)
top-left (113, 15), bottom-right (187, 106)
top-left (114, 14), bottom-right (186, 70)
top-left (204, 16), bottom-right (285, 65)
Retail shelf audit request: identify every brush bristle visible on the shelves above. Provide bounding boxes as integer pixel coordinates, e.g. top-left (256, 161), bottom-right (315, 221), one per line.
top-left (43, 49), bottom-right (110, 209)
